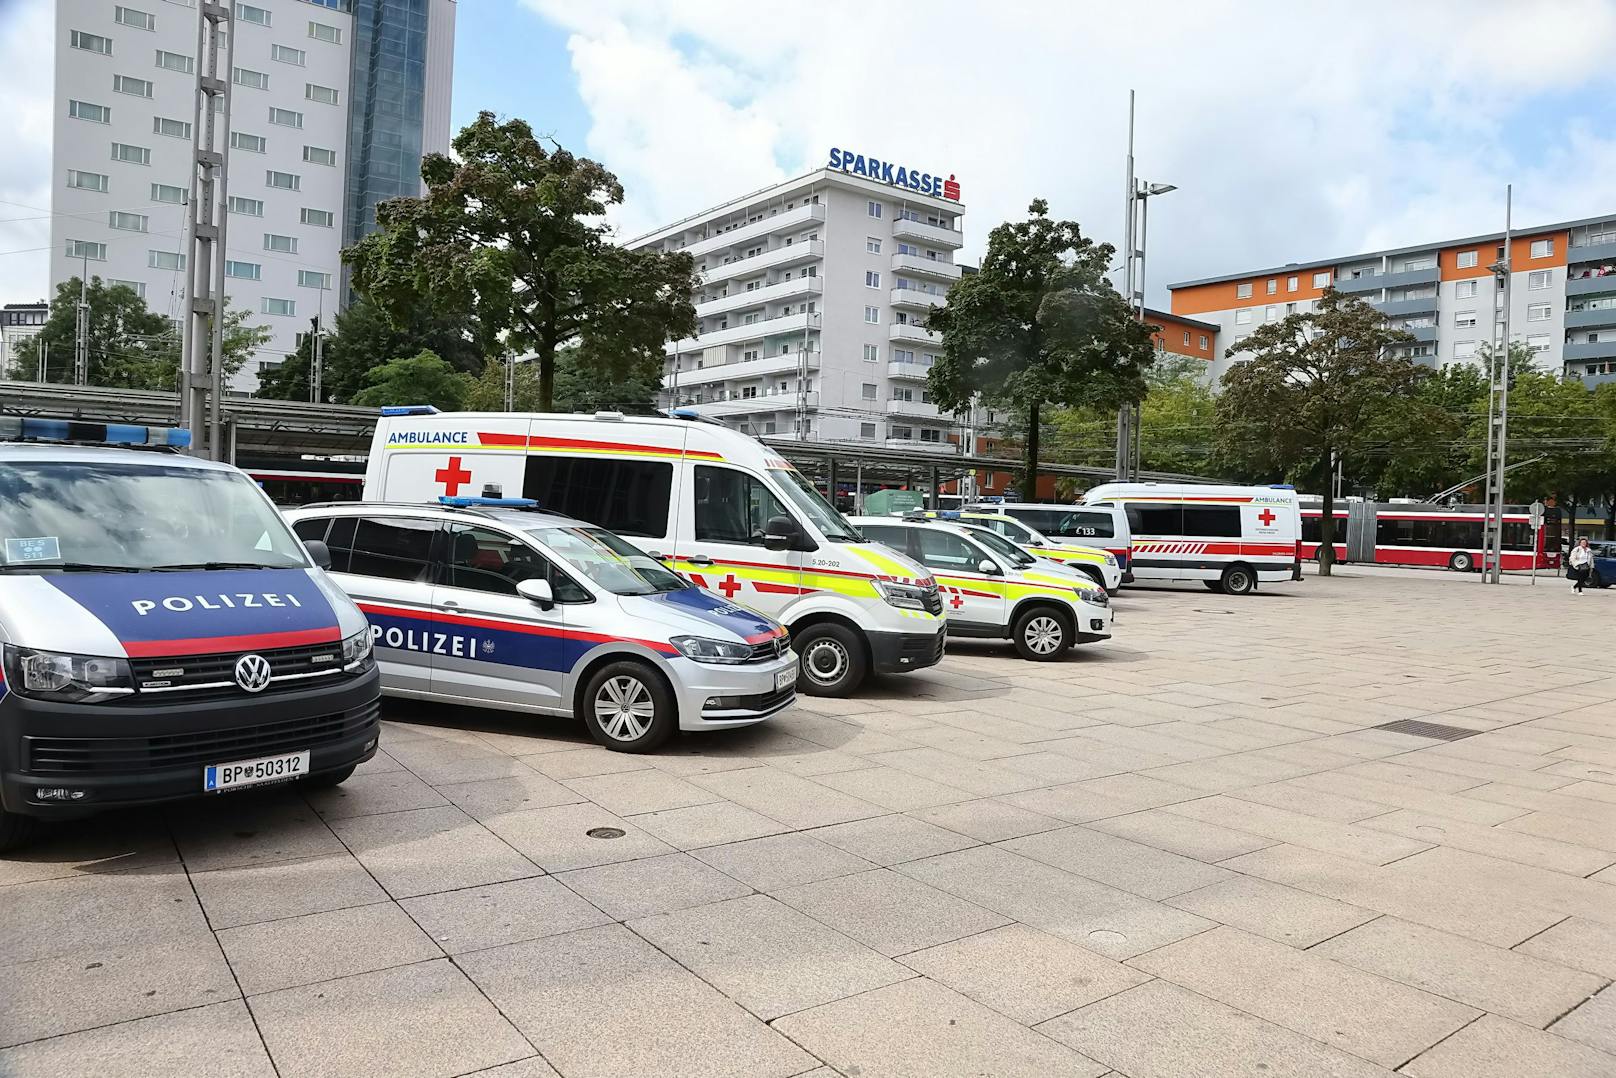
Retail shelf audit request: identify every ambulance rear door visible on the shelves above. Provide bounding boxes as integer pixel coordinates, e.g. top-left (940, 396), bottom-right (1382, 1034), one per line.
top-left (376, 415), bottom-right (533, 503)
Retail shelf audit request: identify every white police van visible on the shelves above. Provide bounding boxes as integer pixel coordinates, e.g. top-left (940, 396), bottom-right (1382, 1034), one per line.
top-left (361, 407), bottom-right (946, 697)
top-left (0, 418), bottom-right (380, 851)
top-left (284, 496), bottom-right (798, 752)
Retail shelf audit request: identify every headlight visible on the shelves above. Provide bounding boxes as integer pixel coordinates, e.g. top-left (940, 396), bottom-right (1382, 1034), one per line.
top-left (1102, 553), bottom-right (1117, 565)
top-left (342, 629), bottom-right (374, 670)
top-left (1078, 588), bottom-right (1109, 607)
top-left (2, 645), bottom-right (134, 702)
top-left (872, 578), bottom-right (929, 610)
top-left (670, 635), bottom-right (755, 664)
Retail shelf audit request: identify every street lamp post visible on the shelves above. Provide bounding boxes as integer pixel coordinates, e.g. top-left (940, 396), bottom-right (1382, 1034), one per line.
top-left (1482, 185), bottom-right (1514, 584)
top-left (1115, 90), bottom-right (1175, 481)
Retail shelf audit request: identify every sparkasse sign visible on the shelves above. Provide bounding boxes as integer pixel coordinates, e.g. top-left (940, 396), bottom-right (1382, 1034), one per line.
top-left (827, 148), bottom-right (960, 202)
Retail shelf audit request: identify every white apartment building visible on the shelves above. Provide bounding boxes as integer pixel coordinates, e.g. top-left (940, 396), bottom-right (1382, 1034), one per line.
top-left (626, 158), bottom-right (966, 449)
top-left (50, 0), bottom-right (454, 391)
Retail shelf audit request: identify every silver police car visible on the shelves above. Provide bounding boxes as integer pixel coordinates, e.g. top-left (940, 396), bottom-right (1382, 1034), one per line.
top-left (284, 498), bottom-right (798, 751)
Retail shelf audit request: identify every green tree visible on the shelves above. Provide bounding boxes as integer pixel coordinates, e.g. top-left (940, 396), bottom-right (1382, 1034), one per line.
top-left (1042, 358), bottom-right (1217, 477)
top-left (1215, 288), bottom-right (1420, 575)
top-left (927, 199), bottom-right (1156, 496)
top-left (345, 111), bottom-right (697, 410)
top-left (461, 346), bottom-right (665, 414)
top-left (1464, 351), bottom-right (1612, 509)
top-left (350, 350), bottom-right (470, 411)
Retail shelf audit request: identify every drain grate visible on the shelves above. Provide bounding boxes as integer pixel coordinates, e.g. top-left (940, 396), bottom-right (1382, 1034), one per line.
top-left (586, 827), bottom-right (626, 840)
top-left (1374, 719), bottom-right (1483, 742)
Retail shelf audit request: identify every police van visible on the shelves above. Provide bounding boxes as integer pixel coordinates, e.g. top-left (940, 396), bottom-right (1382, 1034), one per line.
top-left (362, 409), bottom-right (946, 697)
top-left (975, 501), bottom-right (1135, 581)
top-left (915, 510), bottom-right (1122, 593)
top-left (284, 497), bottom-right (798, 751)
top-left (0, 418), bottom-right (380, 851)
top-left (1081, 482), bottom-right (1303, 594)
top-left (850, 515), bottom-right (1112, 660)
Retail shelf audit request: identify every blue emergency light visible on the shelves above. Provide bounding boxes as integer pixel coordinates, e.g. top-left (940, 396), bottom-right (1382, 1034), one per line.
top-left (0, 416), bottom-right (191, 449)
top-left (380, 405), bottom-right (441, 416)
top-left (438, 496), bottom-right (541, 509)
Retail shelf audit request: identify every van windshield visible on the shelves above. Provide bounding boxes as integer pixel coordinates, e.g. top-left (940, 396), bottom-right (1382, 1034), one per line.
top-left (530, 526), bottom-right (688, 596)
top-left (0, 461), bottom-right (310, 572)
top-left (769, 467), bottom-right (861, 542)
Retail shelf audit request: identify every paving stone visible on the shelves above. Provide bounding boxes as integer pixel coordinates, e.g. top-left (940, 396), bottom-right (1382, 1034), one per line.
top-left (689, 766), bottom-right (886, 827)
top-left (554, 851), bottom-right (752, 920)
top-left (867, 746), bottom-right (1049, 796)
top-left (480, 801), bottom-right (674, 872)
top-left (907, 798), bottom-right (1066, 841)
top-left (458, 1058), bottom-right (563, 1078)
top-left (1037, 979), bottom-right (1397, 1078)
top-left (304, 768), bottom-right (449, 819)
top-left (432, 771), bottom-right (585, 821)
top-left (1390, 752), bottom-right (1576, 792)
top-left (1361, 808), bottom-right (1613, 874)
top-left (772, 867), bottom-right (1009, 957)
top-left (389, 743), bottom-right (534, 786)
top-left (171, 796), bottom-right (346, 872)
top-left (1164, 795), bottom-right (1432, 865)
top-left (898, 923), bottom-right (1150, 1024)
top-left (560, 768), bottom-right (721, 816)
top-left (1000, 773), bottom-right (1206, 822)
top-left (0, 1001), bottom-right (275, 1078)
top-left (1002, 824), bottom-right (1237, 899)
top-left (1401, 1013), bottom-right (1616, 1078)
top-left (1085, 808), bottom-right (1277, 861)
top-left (812, 765), bottom-right (978, 810)
top-left (691, 832), bottom-right (877, 892)
top-left (806, 813), bottom-right (978, 865)
top-left (1225, 781), bottom-right (1389, 823)
top-left (1464, 782), bottom-right (1616, 826)
top-left (627, 893), bottom-right (910, 1019)
top-left (1166, 875), bottom-right (1379, 946)
top-left (774, 976), bottom-right (1110, 1078)
top-left (1502, 808), bottom-right (1616, 853)
top-left (190, 852), bottom-right (387, 930)
top-left (0, 816), bottom-right (178, 887)
top-left (1128, 925), bottom-right (1479, 1068)
top-left (525, 747), bottom-right (655, 779)
top-left (329, 805), bottom-right (539, 899)
top-left (249, 958), bottom-right (533, 1078)
top-left (1549, 984), bottom-right (1616, 1056)
top-left (219, 901), bottom-right (440, 995)
top-left (398, 876), bottom-right (611, 954)
top-left (626, 801), bottom-right (789, 849)
top-left (1288, 771), bottom-right (1528, 824)
top-left (1314, 915), bottom-right (1606, 1027)
top-left (457, 925), bottom-right (814, 1078)
top-left (1389, 845), bottom-right (1616, 927)
top-left (1515, 915), bottom-right (1616, 979)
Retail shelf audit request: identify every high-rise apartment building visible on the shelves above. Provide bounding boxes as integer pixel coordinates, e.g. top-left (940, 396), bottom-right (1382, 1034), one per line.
top-left (50, 0), bottom-right (454, 391)
top-left (1168, 213), bottom-right (1616, 388)
top-left (626, 157), bottom-right (965, 447)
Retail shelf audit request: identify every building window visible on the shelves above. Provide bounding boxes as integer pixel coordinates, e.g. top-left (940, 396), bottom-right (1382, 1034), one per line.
top-left (66, 240), bottom-right (108, 261)
top-left (1527, 270), bottom-right (1551, 290)
top-left (268, 107), bottom-right (303, 128)
top-left (298, 270), bottom-right (332, 289)
top-left (1452, 339), bottom-right (1476, 359)
top-left (1455, 280), bottom-right (1478, 299)
top-left (108, 210), bottom-right (148, 232)
top-left (867, 237), bottom-right (881, 254)
top-left (1286, 276), bottom-right (1298, 292)
top-left (153, 116), bottom-right (191, 139)
top-left (305, 83), bottom-right (339, 105)
top-left (1236, 282), bottom-right (1252, 299)
top-left (308, 21), bottom-right (342, 44)
top-left (69, 100), bottom-right (111, 124)
top-left (865, 271), bottom-right (880, 288)
top-left (861, 384), bottom-right (877, 400)
top-left (860, 423), bottom-right (877, 439)
top-left (1265, 305), bottom-right (1279, 321)
top-left (1457, 250), bottom-right (1478, 269)
top-left (113, 74), bottom-right (153, 97)
top-left (863, 344), bottom-right (878, 362)
top-left (232, 131), bottom-right (267, 153)
top-left (271, 44), bottom-right (305, 65)
top-left (71, 30), bottom-right (114, 55)
top-left (115, 7), bottom-right (155, 30)
top-left (1526, 303), bottom-right (1551, 322)
top-left (301, 207), bottom-right (333, 227)
top-left (155, 50), bottom-right (193, 74)
top-left (266, 170), bottom-right (301, 191)
top-left (1266, 279), bottom-right (1277, 294)
top-left (1530, 238), bottom-right (1554, 259)
top-left (234, 3), bottom-right (271, 26)
top-left (867, 200), bottom-right (882, 218)
top-left (1199, 334), bottom-right (1209, 349)
top-left (233, 67), bottom-right (269, 90)
top-left (1235, 308), bottom-right (1254, 325)
top-left (111, 142), bottom-right (150, 165)
top-left (865, 306), bottom-right (879, 324)
top-left (890, 425), bottom-right (912, 440)
top-left (150, 182), bottom-right (186, 205)
top-left (302, 145), bottom-right (336, 166)
top-left (1313, 271), bottom-right (1331, 287)
top-left (110, 279), bottom-right (145, 298)
top-left (1526, 333), bottom-right (1550, 353)
top-left (1182, 330), bottom-right (1191, 345)
top-left (1454, 310), bottom-right (1476, 328)
top-left (148, 250), bottom-right (185, 270)
top-left (229, 195), bottom-right (264, 216)
top-left (67, 170), bottom-right (109, 192)
top-left (262, 297), bottom-right (296, 317)
top-left (225, 260), bottom-right (261, 280)
top-left (264, 233), bottom-right (297, 254)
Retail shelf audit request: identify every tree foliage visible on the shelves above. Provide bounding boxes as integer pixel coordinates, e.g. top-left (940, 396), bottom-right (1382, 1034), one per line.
top-left (928, 199), bottom-right (1156, 495)
top-left (350, 350), bottom-right (470, 411)
top-left (1044, 357), bottom-right (1217, 477)
top-left (344, 111), bottom-right (697, 410)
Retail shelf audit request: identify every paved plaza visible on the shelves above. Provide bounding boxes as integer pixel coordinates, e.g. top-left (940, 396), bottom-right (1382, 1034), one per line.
top-left (2, 566), bottom-right (1613, 1077)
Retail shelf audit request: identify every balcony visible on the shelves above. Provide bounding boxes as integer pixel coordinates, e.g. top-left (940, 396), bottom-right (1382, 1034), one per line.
top-left (679, 204), bottom-right (825, 260)
top-left (891, 218), bottom-right (964, 249)
top-left (696, 277), bottom-right (821, 319)
top-left (891, 286), bottom-right (948, 309)
top-left (666, 352), bottom-right (820, 389)
top-left (1403, 325), bottom-right (1439, 343)
top-left (699, 241), bottom-right (823, 286)
top-left (667, 392), bottom-right (817, 418)
top-left (891, 253), bottom-right (963, 281)
top-left (889, 322), bottom-right (939, 346)
top-left (671, 311), bottom-right (819, 353)
top-left (1373, 295), bottom-right (1438, 317)
top-left (1566, 306), bottom-right (1616, 331)
top-left (1568, 238), bottom-right (1616, 268)
top-left (1567, 272), bottom-right (1616, 297)
top-left (1335, 266), bottom-right (1440, 294)
top-left (886, 398), bottom-right (939, 418)
top-left (884, 436), bottom-right (952, 452)
top-left (1568, 366), bottom-right (1616, 389)
top-left (1564, 339), bottom-right (1616, 362)
top-left (887, 359), bottom-right (933, 381)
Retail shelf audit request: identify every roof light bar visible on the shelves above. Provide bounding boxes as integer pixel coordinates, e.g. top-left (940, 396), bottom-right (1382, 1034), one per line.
top-left (0, 416), bottom-right (192, 449)
top-left (438, 496), bottom-right (541, 509)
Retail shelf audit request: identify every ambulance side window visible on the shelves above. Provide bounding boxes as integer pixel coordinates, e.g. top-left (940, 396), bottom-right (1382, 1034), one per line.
top-left (523, 458), bottom-right (672, 538)
top-left (349, 516), bottom-right (437, 582)
top-left (1181, 507), bottom-right (1242, 537)
top-left (693, 466), bottom-right (789, 545)
top-left (1124, 504), bottom-right (1183, 536)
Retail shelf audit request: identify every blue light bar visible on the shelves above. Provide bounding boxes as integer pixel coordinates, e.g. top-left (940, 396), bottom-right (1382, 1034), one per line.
top-left (380, 405), bottom-right (441, 416)
top-left (1269, 484), bottom-right (1296, 490)
top-left (669, 408), bottom-right (700, 420)
top-left (0, 417), bottom-right (191, 449)
top-left (438, 496), bottom-right (540, 508)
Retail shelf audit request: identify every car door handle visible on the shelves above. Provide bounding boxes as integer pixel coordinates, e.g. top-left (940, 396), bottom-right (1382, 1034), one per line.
top-left (646, 550), bottom-right (667, 560)
top-left (440, 599), bottom-right (461, 609)
top-left (686, 556), bottom-right (715, 566)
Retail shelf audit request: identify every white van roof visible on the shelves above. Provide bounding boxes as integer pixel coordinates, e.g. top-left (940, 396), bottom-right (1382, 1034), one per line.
top-left (1082, 482), bottom-right (1298, 503)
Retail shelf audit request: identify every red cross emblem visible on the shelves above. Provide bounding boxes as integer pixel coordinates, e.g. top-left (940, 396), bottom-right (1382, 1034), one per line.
top-left (949, 593), bottom-right (964, 609)
top-left (435, 456), bottom-right (472, 496)
top-left (1257, 508), bottom-right (1276, 527)
top-left (717, 574), bottom-right (742, 599)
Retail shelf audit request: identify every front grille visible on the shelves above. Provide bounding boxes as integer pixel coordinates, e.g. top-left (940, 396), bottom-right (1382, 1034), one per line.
top-left (921, 586), bottom-right (944, 616)
top-left (902, 630), bottom-right (946, 664)
top-left (745, 634), bottom-right (791, 662)
top-left (23, 701), bottom-right (379, 774)
top-left (128, 641), bottom-right (346, 700)
top-left (714, 685), bottom-right (795, 714)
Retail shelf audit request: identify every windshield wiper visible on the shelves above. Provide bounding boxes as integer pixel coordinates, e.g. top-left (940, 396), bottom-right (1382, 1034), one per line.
top-left (150, 561), bottom-right (283, 571)
top-left (0, 562), bottom-right (143, 573)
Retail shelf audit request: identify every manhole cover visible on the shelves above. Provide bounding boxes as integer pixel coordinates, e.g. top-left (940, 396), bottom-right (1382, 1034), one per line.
top-left (586, 827), bottom-right (626, 840)
top-left (1087, 930), bottom-right (1127, 947)
top-left (1373, 719), bottom-right (1482, 742)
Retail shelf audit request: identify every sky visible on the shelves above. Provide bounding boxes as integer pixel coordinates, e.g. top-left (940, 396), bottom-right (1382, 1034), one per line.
top-left (5, 0), bottom-right (1616, 307)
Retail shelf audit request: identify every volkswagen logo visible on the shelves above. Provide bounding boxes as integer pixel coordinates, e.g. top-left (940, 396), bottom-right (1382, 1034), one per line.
top-left (234, 653), bottom-right (272, 693)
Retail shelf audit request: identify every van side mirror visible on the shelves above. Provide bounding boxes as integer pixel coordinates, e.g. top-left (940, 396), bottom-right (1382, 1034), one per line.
top-left (517, 578), bottom-right (555, 610)
top-left (978, 559), bottom-right (1002, 576)
top-left (763, 514), bottom-right (806, 551)
top-left (304, 539), bottom-right (332, 570)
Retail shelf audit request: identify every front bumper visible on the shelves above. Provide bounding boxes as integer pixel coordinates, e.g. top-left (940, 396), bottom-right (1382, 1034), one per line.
top-left (1074, 602), bottom-right (1114, 643)
top-left (868, 626), bottom-right (947, 674)
top-left (1, 666), bottom-right (381, 819)
top-left (670, 652), bottom-right (798, 731)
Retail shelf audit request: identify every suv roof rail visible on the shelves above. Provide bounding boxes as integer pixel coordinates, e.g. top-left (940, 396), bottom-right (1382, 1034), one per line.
top-left (291, 500), bottom-right (575, 522)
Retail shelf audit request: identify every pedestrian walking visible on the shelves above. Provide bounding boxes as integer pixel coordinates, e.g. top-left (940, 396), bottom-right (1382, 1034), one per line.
top-left (1568, 537), bottom-right (1593, 593)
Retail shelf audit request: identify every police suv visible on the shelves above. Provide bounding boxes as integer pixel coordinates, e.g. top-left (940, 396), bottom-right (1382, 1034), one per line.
top-left (0, 419), bottom-right (380, 852)
top-left (284, 497), bottom-right (797, 752)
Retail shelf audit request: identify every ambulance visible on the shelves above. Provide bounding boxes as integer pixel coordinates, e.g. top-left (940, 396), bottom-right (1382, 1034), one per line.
top-left (913, 509), bottom-right (1122, 594)
top-left (0, 418), bottom-right (380, 851)
top-left (363, 409), bottom-right (947, 696)
top-left (1080, 482), bottom-right (1303, 594)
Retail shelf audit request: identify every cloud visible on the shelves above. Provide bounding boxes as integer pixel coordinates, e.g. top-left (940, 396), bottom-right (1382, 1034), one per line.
top-left (0, 0), bottom-right (55, 304)
top-left (521, 0), bottom-right (1616, 300)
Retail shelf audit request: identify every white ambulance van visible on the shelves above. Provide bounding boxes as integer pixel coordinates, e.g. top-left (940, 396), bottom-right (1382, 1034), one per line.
top-left (363, 408), bottom-right (947, 696)
top-left (1080, 482), bottom-right (1302, 595)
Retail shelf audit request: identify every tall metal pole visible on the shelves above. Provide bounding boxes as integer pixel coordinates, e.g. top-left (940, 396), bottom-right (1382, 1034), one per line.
top-left (1485, 185), bottom-right (1514, 584)
top-left (311, 285), bottom-right (326, 404)
top-left (74, 253), bottom-right (89, 385)
top-left (1115, 90), bottom-right (1136, 480)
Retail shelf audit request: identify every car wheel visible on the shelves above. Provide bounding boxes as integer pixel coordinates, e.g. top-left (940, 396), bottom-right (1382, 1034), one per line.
top-left (794, 623), bottom-right (869, 698)
top-left (302, 764), bottom-right (356, 789)
top-left (1592, 570), bottom-right (1606, 589)
top-left (1012, 606), bottom-right (1071, 661)
top-left (582, 660), bottom-right (676, 752)
top-left (1449, 551), bottom-right (1474, 572)
top-left (0, 810), bottom-right (38, 855)
top-left (1221, 564), bottom-right (1256, 595)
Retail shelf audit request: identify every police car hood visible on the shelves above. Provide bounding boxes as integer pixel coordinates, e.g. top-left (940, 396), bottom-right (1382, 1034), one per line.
top-left (0, 568), bottom-right (362, 658)
top-left (624, 587), bottom-right (785, 645)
